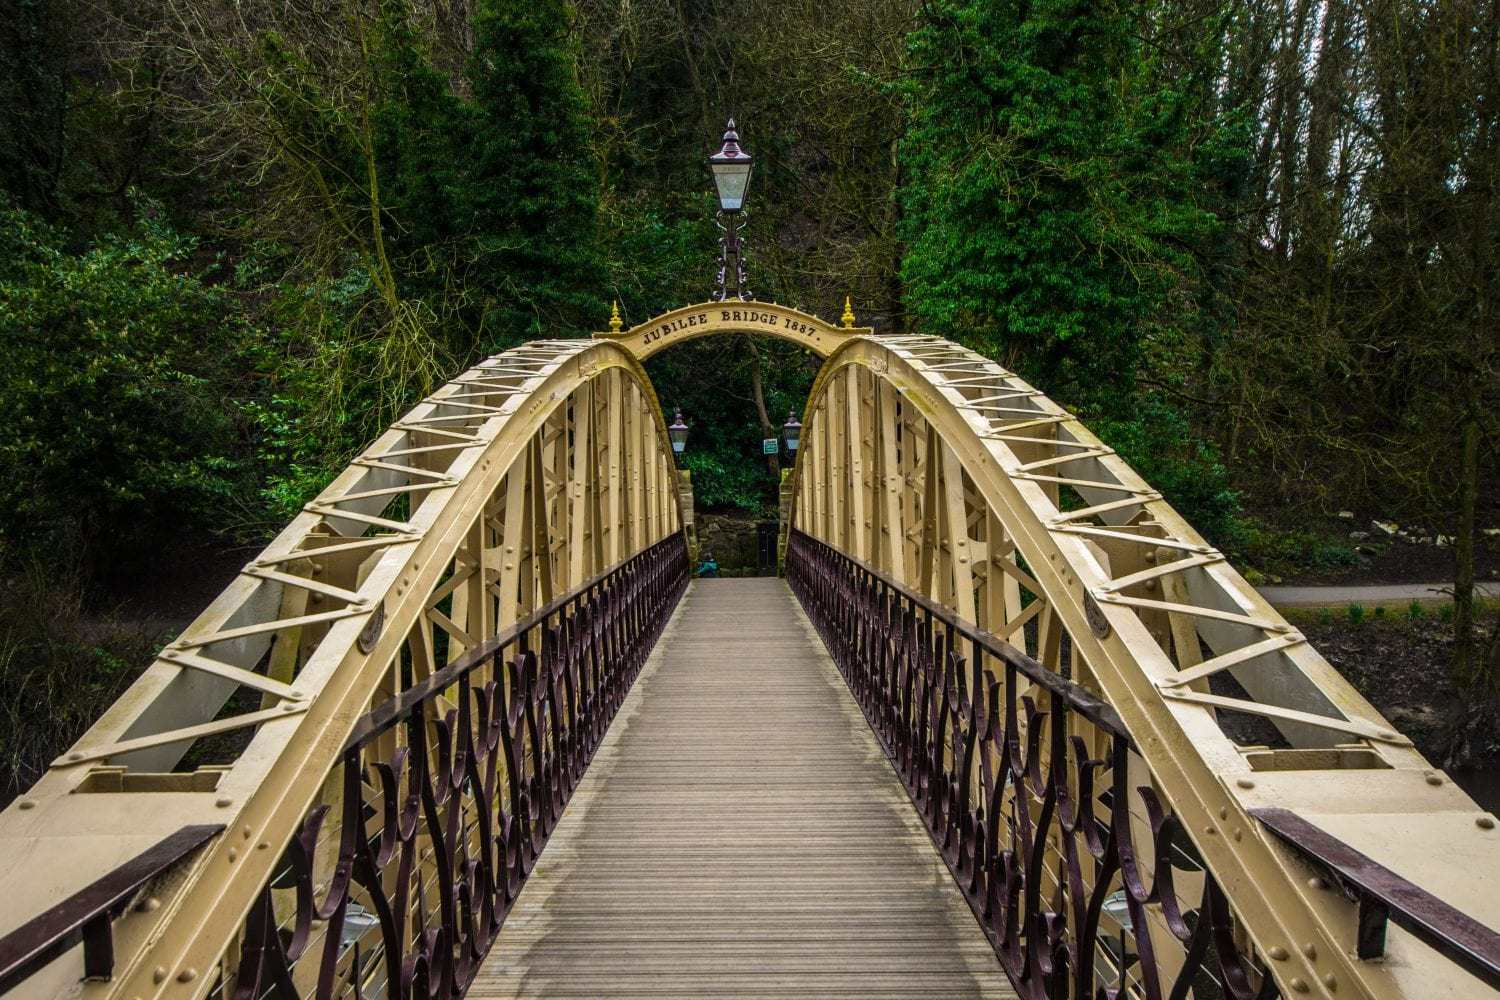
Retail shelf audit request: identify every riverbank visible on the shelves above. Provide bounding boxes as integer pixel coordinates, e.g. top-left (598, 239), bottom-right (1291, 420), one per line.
top-left (1288, 609), bottom-right (1500, 788)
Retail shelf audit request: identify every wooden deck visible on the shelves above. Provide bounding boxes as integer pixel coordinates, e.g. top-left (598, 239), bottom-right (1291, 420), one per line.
top-left (470, 578), bottom-right (1016, 999)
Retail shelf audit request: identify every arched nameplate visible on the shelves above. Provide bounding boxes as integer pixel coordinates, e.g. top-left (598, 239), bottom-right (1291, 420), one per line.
top-left (596, 300), bottom-right (872, 360)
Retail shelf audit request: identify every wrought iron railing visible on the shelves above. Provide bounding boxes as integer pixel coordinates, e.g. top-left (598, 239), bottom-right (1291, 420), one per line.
top-left (230, 531), bottom-right (689, 999)
top-left (786, 527), bottom-right (1278, 999)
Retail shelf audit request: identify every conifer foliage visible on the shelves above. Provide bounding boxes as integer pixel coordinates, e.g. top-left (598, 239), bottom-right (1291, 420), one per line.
top-left (897, 0), bottom-right (1222, 408)
top-left (373, 0), bottom-right (604, 353)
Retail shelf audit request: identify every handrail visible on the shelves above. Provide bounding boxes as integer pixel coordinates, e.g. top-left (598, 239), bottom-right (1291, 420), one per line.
top-left (785, 527), bottom-right (1280, 999)
top-left (0, 824), bottom-right (223, 995)
top-left (344, 531), bottom-right (689, 751)
top-left (789, 526), bottom-right (1500, 997)
top-left (788, 527), bottom-right (1130, 738)
top-left (232, 531), bottom-right (690, 999)
top-left (1252, 807), bottom-right (1500, 990)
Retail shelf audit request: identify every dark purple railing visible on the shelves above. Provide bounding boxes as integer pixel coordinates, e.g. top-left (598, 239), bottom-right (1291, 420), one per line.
top-left (787, 528), bottom-right (1278, 1000)
top-left (231, 531), bottom-right (688, 1000)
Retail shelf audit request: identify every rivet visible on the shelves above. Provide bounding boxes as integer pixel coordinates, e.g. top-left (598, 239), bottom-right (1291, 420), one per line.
top-left (67, 752), bottom-right (82, 761)
top-left (1377, 730), bottom-right (1398, 740)
top-left (1303, 942), bottom-right (1317, 960)
top-left (1203, 826), bottom-right (1215, 835)
top-left (1323, 973), bottom-right (1338, 991)
top-left (1289, 977), bottom-right (1309, 993)
top-left (1233, 828), bottom-right (1243, 841)
top-left (1426, 774), bottom-right (1443, 786)
top-left (1479, 816), bottom-right (1496, 830)
top-left (242, 825), bottom-right (252, 838)
top-left (177, 968), bottom-right (198, 983)
top-left (1308, 877), bottom-right (1327, 890)
top-left (138, 896), bottom-right (161, 912)
top-left (1268, 946), bottom-right (1288, 961)
top-left (1236, 778), bottom-right (1255, 790)
top-left (1219, 807), bottom-right (1229, 820)
top-left (227, 848), bottom-right (238, 861)
top-left (257, 841), bottom-right (270, 850)
top-left (153, 967), bottom-right (168, 984)
top-left (283, 702), bottom-right (299, 712)
top-left (216, 796), bottom-right (233, 808)
top-left (16, 799), bottom-right (34, 810)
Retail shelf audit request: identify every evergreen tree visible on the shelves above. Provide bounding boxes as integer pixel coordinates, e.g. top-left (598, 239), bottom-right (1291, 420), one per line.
top-left (897, 0), bottom-right (1223, 410)
top-left (368, 0), bottom-right (604, 352)
top-left (460, 0), bottom-right (604, 349)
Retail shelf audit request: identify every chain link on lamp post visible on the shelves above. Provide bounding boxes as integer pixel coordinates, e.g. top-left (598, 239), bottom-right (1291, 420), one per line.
top-left (708, 119), bottom-right (754, 301)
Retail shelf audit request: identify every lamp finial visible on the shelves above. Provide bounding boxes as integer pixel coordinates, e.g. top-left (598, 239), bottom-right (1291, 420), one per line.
top-left (841, 296), bottom-right (856, 329)
top-left (609, 300), bottom-right (623, 334)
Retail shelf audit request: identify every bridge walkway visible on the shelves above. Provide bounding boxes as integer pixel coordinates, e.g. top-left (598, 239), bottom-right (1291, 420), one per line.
top-left (470, 578), bottom-right (1016, 999)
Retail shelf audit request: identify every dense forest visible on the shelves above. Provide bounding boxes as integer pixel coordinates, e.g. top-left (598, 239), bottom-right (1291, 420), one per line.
top-left (1, 0), bottom-right (1497, 794)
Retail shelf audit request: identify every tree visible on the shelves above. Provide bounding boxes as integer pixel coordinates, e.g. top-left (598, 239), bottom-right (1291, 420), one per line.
top-left (0, 199), bottom-right (255, 562)
top-left (377, 0), bottom-right (605, 352)
top-left (897, 0), bottom-right (1225, 411)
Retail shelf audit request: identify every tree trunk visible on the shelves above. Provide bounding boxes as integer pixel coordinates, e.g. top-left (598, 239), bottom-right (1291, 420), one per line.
top-left (747, 337), bottom-right (779, 478)
top-left (1453, 408), bottom-right (1479, 687)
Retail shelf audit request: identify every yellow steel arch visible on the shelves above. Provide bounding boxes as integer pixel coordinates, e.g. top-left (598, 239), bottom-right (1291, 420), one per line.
top-left (0, 339), bottom-right (684, 999)
top-left (788, 333), bottom-right (1498, 999)
top-left (595, 299), bottom-right (870, 360)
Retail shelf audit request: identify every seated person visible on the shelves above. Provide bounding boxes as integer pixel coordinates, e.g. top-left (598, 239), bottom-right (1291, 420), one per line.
top-left (696, 551), bottom-right (719, 577)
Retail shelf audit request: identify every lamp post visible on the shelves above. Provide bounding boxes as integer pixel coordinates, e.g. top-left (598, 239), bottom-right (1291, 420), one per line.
top-left (782, 410), bottom-right (802, 456)
top-left (668, 409), bottom-right (690, 455)
top-left (708, 118), bottom-right (754, 301)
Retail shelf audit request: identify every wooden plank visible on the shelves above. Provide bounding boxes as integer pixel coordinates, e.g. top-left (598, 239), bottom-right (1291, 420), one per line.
top-left (473, 580), bottom-right (1017, 1000)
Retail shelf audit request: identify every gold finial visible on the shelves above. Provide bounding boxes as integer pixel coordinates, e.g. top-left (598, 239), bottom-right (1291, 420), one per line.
top-left (608, 300), bottom-right (623, 334)
top-left (841, 296), bottom-right (856, 329)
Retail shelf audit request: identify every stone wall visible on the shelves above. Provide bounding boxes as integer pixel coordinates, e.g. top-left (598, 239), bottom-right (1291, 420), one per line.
top-left (696, 512), bottom-right (770, 573)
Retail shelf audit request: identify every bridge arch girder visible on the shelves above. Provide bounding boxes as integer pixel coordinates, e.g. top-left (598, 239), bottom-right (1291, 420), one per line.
top-left (0, 339), bottom-right (685, 999)
top-left (789, 332), bottom-right (1495, 998)
top-left (596, 300), bottom-right (870, 360)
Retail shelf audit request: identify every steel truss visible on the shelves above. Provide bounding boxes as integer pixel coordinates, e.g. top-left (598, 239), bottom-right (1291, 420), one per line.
top-left (0, 340), bottom-right (686, 998)
top-left (787, 334), bottom-right (1499, 999)
top-left (3, 314), bottom-right (1496, 1000)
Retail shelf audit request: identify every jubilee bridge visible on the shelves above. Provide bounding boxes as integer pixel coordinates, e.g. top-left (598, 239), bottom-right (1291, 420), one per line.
top-left (1, 299), bottom-right (1497, 1000)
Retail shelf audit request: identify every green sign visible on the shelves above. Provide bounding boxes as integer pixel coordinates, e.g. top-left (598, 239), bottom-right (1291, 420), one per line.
top-left (762, 438), bottom-right (779, 455)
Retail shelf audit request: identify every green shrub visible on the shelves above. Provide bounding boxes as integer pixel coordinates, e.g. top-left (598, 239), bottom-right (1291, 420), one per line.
top-left (1348, 603), bottom-right (1367, 625)
top-left (1091, 395), bottom-right (1241, 545)
top-left (1406, 601), bottom-right (1427, 621)
top-left (0, 199), bottom-right (259, 560)
top-left (1234, 521), bottom-right (1361, 578)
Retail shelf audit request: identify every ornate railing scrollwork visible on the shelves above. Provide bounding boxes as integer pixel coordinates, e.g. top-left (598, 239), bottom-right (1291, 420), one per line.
top-left (232, 533), bottom-right (688, 1000)
top-left (787, 528), bottom-right (1278, 1000)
